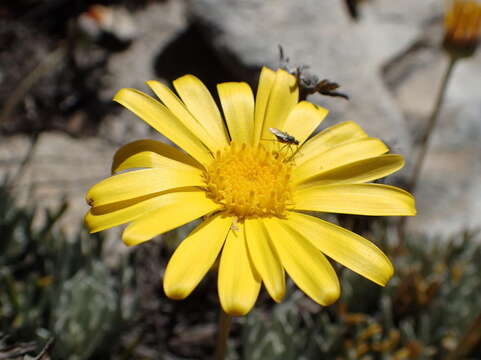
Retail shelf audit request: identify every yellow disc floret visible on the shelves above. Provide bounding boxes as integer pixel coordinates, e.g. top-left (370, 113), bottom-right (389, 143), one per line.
top-left (204, 143), bottom-right (294, 219)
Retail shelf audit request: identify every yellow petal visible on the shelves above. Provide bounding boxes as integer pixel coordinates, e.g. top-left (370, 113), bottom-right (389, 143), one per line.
top-left (245, 219), bottom-right (285, 303)
top-left (285, 212), bottom-right (394, 286)
top-left (164, 214), bottom-right (232, 299)
top-left (85, 192), bottom-right (176, 233)
top-left (111, 139), bottom-right (202, 174)
top-left (261, 69), bottom-right (299, 142)
top-left (263, 218), bottom-right (340, 306)
top-left (217, 82), bottom-right (255, 145)
top-left (218, 222), bottom-right (261, 316)
top-left (297, 154), bottom-right (405, 187)
top-left (146, 81), bottom-right (224, 153)
top-left (173, 75), bottom-right (229, 146)
top-left (86, 167), bottom-right (204, 208)
top-left (253, 67), bottom-right (276, 145)
top-left (293, 138), bottom-right (389, 184)
top-left (114, 88), bottom-right (212, 165)
top-left (295, 121), bottom-right (368, 166)
top-left (122, 191), bottom-right (221, 246)
top-left (282, 101), bottom-right (329, 146)
top-left (294, 184), bottom-right (416, 216)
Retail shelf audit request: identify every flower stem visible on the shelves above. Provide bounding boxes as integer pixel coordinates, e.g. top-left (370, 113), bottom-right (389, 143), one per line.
top-left (409, 55), bottom-right (457, 192)
top-left (397, 55), bottom-right (457, 250)
top-left (214, 310), bottom-right (232, 360)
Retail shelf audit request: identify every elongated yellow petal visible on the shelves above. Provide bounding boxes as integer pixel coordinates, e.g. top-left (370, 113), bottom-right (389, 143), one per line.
top-left (297, 154), bottom-right (405, 187)
top-left (261, 69), bottom-right (299, 142)
top-left (85, 192), bottom-right (177, 233)
top-left (164, 214), bottom-right (232, 299)
top-left (114, 89), bottom-right (212, 165)
top-left (264, 218), bottom-right (340, 306)
top-left (282, 101), bottom-right (329, 146)
top-left (173, 75), bottom-right (229, 146)
top-left (294, 184), bottom-right (416, 216)
top-left (253, 67), bottom-right (276, 145)
top-left (218, 223), bottom-right (261, 316)
top-left (146, 81), bottom-right (223, 153)
top-left (295, 121), bottom-right (368, 166)
top-left (293, 138), bottom-right (389, 184)
top-left (86, 168), bottom-right (204, 208)
top-left (112, 152), bottom-right (193, 175)
top-left (122, 191), bottom-right (220, 246)
top-left (285, 212), bottom-right (394, 286)
top-left (245, 219), bottom-right (285, 303)
top-left (111, 139), bottom-right (202, 174)
top-left (217, 82), bottom-right (255, 145)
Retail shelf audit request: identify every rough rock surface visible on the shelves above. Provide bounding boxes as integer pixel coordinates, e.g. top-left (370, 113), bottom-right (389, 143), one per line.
top-left (98, 0), bottom-right (188, 145)
top-left (2, 0), bottom-right (480, 239)
top-left (187, 0), bottom-right (481, 237)
top-left (364, 0), bottom-right (442, 26)
top-left (188, 0), bottom-right (418, 159)
top-left (0, 133), bottom-right (116, 236)
top-left (0, 1), bottom-right (189, 238)
top-left (387, 43), bottom-right (481, 235)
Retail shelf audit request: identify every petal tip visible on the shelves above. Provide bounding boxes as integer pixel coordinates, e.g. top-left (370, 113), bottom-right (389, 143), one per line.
top-left (223, 305), bottom-right (250, 317)
top-left (321, 286), bottom-right (341, 306)
top-left (174, 73), bottom-right (199, 85)
top-left (164, 285), bottom-right (189, 300)
top-left (271, 291), bottom-right (285, 304)
top-left (85, 195), bottom-right (94, 207)
top-left (121, 231), bottom-right (145, 247)
top-left (378, 267), bottom-right (394, 287)
top-left (113, 88), bottom-right (130, 102)
top-left (373, 258), bottom-right (394, 287)
top-left (84, 212), bottom-right (93, 231)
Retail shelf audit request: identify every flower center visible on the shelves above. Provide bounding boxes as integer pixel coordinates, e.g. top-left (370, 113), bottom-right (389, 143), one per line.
top-left (204, 143), bottom-right (294, 219)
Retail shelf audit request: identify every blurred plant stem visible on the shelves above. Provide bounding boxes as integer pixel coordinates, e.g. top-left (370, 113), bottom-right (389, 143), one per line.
top-left (397, 55), bottom-right (457, 249)
top-left (409, 56), bottom-right (457, 193)
top-left (214, 310), bottom-right (232, 360)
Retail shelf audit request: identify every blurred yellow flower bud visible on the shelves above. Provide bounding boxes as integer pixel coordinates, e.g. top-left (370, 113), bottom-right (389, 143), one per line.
top-left (443, 0), bottom-right (481, 58)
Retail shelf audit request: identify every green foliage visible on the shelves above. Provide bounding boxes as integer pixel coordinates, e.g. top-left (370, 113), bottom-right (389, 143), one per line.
top-left (241, 229), bottom-right (481, 360)
top-left (2, 174), bottom-right (481, 360)
top-left (0, 180), bottom-right (135, 359)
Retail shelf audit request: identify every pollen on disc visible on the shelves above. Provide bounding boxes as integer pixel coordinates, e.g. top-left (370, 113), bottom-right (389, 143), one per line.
top-left (203, 143), bottom-right (294, 219)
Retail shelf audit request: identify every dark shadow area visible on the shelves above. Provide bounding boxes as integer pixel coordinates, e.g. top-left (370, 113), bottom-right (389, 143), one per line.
top-left (0, 0), bottom-right (162, 137)
top-left (0, 18), bottom-right (116, 137)
top-left (0, 0), bottom-right (166, 35)
top-left (154, 24), bottom-right (241, 95)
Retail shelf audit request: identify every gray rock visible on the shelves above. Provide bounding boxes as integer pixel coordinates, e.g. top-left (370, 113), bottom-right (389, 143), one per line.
top-left (363, 0), bottom-right (443, 26)
top-left (0, 132), bottom-right (117, 237)
top-left (189, 0), bottom-right (481, 238)
top-left (407, 147), bottom-right (481, 236)
top-left (99, 1), bottom-right (188, 145)
top-left (188, 0), bottom-right (417, 160)
top-left (388, 45), bottom-right (481, 236)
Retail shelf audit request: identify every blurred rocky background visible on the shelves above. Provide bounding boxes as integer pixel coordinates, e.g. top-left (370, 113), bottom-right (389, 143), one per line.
top-left (1, 0), bottom-right (480, 237)
top-left (1, 0), bottom-right (481, 359)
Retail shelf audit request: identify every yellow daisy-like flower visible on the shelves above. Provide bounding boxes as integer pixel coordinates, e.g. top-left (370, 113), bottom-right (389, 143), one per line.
top-left (85, 67), bottom-right (416, 316)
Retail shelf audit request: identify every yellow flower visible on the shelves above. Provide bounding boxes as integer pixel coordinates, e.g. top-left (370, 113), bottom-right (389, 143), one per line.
top-left (444, 0), bottom-right (481, 58)
top-left (85, 67), bottom-right (416, 316)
